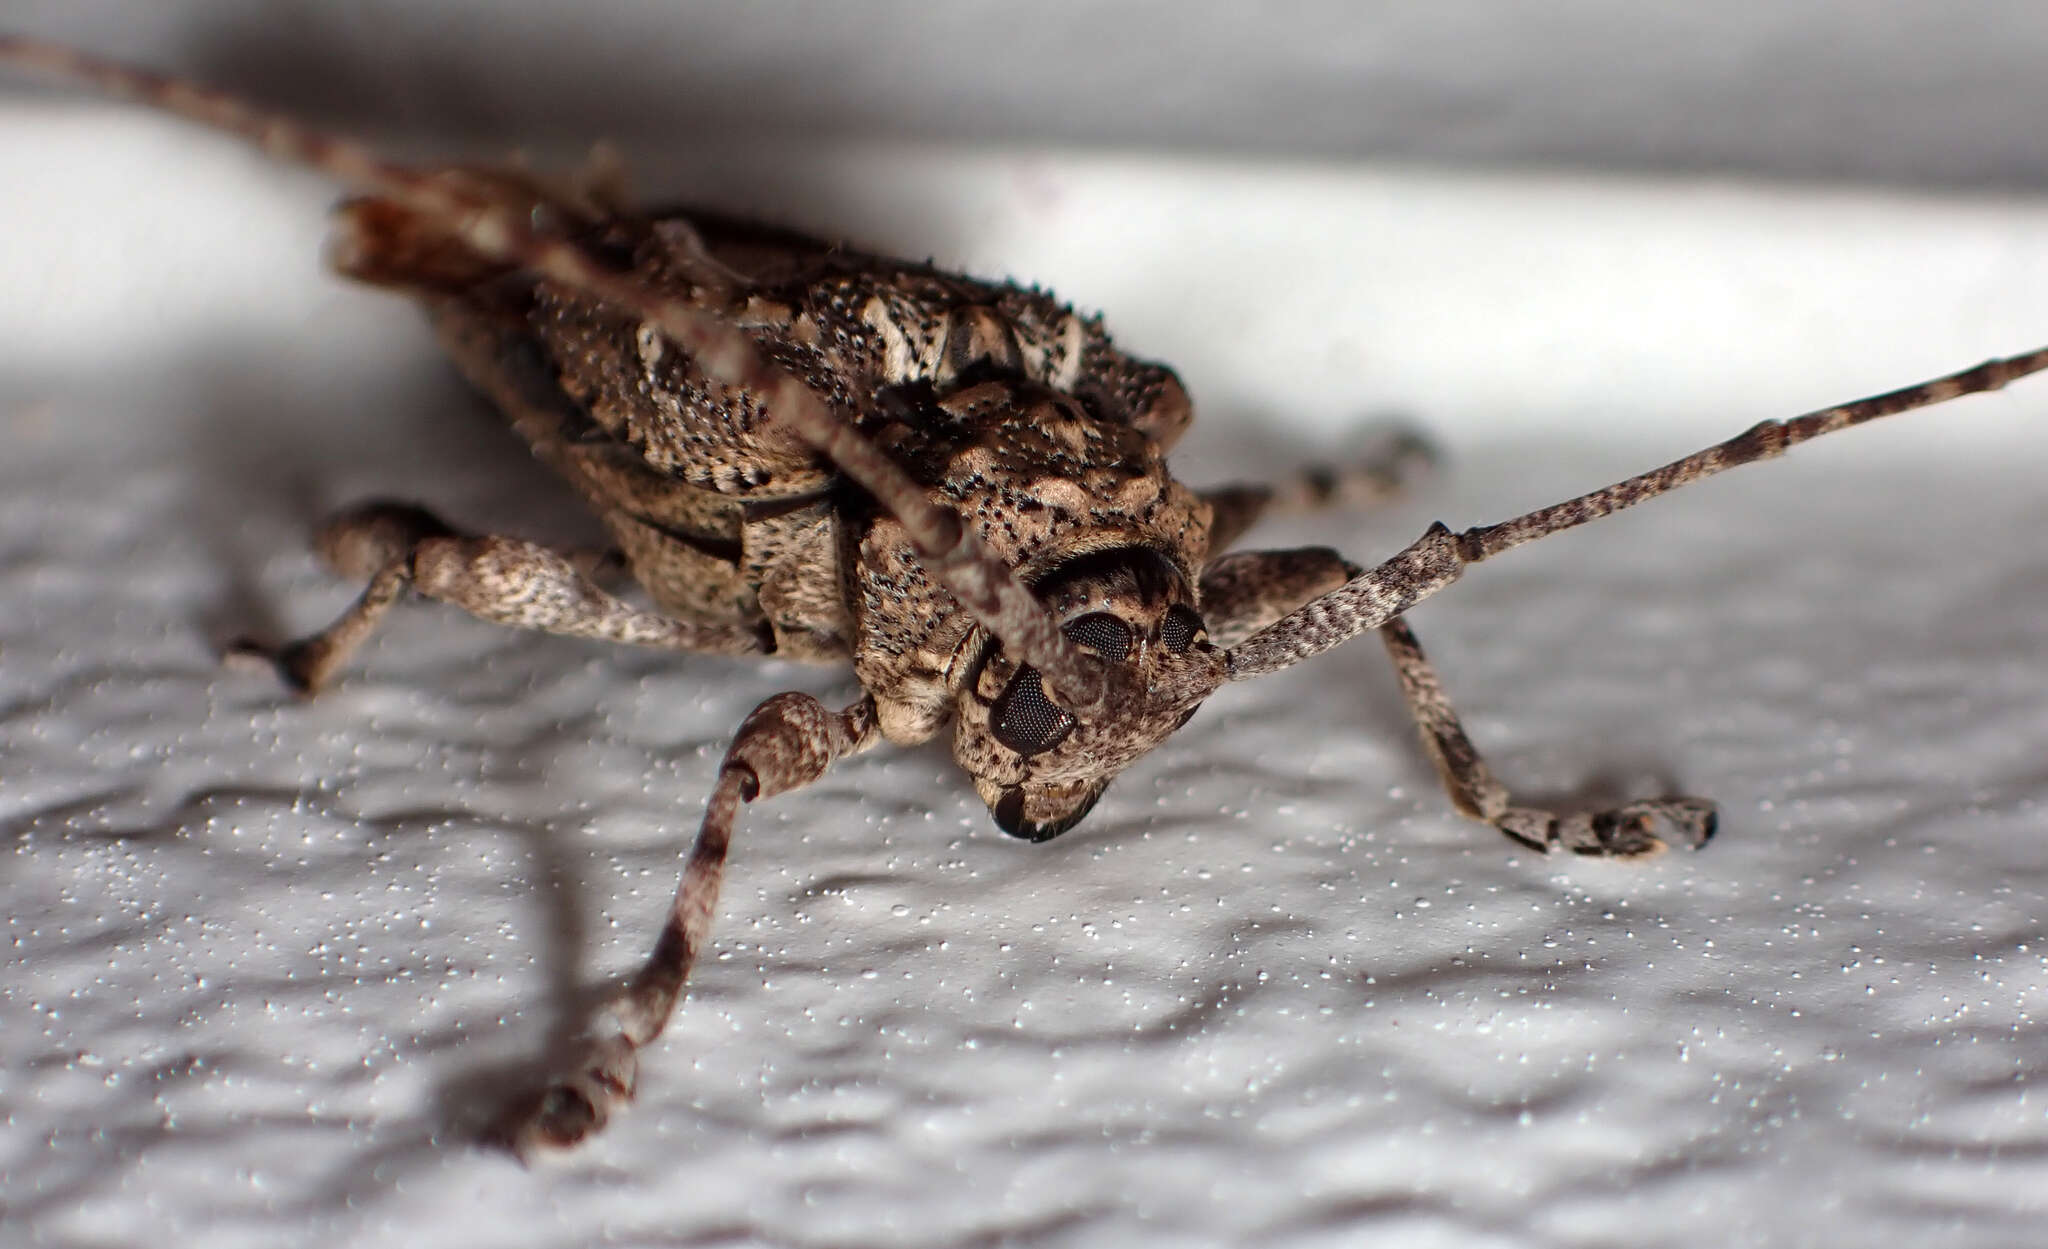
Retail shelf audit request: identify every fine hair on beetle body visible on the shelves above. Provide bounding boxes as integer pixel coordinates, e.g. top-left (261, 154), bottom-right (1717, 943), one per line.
top-left (4, 34), bottom-right (2043, 1156)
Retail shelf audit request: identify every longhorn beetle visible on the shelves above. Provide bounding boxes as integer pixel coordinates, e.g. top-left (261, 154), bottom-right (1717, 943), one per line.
top-left (5, 36), bottom-right (2044, 1156)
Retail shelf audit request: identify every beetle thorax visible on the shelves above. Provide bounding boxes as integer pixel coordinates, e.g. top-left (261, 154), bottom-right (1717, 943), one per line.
top-left (846, 379), bottom-right (1215, 756)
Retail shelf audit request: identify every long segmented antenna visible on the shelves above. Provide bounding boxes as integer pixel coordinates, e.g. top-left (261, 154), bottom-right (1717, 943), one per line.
top-left (1222, 346), bottom-right (2048, 681)
top-left (0, 34), bottom-right (1110, 711)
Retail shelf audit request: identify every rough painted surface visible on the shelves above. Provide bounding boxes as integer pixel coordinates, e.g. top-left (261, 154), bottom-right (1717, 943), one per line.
top-left (4, 117), bottom-right (2047, 1247)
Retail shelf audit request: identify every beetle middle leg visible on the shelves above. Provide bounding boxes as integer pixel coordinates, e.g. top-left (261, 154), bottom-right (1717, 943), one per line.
top-left (231, 499), bottom-right (770, 694)
top-left (1201, 424), bottom-right (1436, 552)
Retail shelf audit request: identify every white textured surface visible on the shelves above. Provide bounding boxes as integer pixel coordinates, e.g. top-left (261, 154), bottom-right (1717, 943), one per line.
top-left (5, 110), bottom-right (2048, 1248)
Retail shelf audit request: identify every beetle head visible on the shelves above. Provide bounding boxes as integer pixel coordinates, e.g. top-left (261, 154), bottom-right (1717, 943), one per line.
top-left (953, 546), bottom-right (1225, 841)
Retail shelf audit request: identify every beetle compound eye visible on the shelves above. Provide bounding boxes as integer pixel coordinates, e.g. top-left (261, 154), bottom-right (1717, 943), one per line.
top-left (1159, 604), bottom-right (1206, 653)
top-left (990, 667), bottom-right (1077, 756)
top-left (1062, 611), bottom-right (1133, 661)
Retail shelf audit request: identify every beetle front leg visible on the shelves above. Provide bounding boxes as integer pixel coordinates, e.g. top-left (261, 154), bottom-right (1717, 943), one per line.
top-left (1202, 551), bottom-right (1708, 854)
top-left (510, 693), bottom-right (880, 1156)
top-left (1378, 617), bottom-right (1716, 857)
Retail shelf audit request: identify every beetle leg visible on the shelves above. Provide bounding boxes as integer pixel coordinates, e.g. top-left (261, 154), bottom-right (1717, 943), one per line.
top-left (508, 693), bottom-right (880, 1156)
top-left (229, 500), bottom-right (768, 694)
top-left (1378, 616), bottom-right (1716, 857)
top-left (1200, 424), bottom-right (1435, 553)
top-left (1198, 547), bottom-right (1359, 650)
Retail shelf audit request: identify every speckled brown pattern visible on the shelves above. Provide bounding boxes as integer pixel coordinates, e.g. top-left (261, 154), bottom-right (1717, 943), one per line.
top-left (9, 36), bottom-right (2045, 1156)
